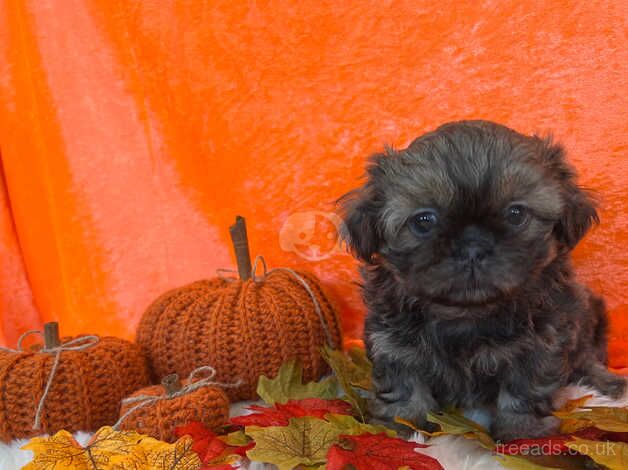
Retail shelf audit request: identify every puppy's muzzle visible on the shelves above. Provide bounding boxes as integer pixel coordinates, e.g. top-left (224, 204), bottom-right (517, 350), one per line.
top-left (454, 225), bottom-right (495, 265)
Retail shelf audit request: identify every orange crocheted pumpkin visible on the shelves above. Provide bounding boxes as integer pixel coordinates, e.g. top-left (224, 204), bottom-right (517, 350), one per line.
top-left (136, 216), bottom-right (342, 400)
top-left (0, 322), bottom-right (150, 442)
top-left (117, 370), bottom-right (230, 442)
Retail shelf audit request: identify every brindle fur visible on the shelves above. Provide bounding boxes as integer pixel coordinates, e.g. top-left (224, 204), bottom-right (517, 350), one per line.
top-left (338, 120), bottom-right (626, 441)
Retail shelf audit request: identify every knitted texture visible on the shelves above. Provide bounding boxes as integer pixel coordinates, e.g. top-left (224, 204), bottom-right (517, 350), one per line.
top-left (136, 270), bottom-right (343, 400)
top-left (118, 379), bottom-right (229, 442)
top-left (0, 336), bottom-right (150, 442)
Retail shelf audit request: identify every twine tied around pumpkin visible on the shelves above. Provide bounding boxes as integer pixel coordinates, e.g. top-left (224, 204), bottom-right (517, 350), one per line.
top-left (217, 254), bottom-right (337, 349)
top-left (113, 366), bottom-right (242, 430)
top-left (0, 322), bottom-right (100, 430)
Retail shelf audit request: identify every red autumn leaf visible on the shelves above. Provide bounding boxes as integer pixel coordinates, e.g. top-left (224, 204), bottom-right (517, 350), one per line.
top-left (230, 441), bottom-right (255, 457)
top-left (175, 421), bottom-right (221, 457)
top-left (231, 398), bottom-right (353, 427)
top-left (203, 437), bottom-right (230, 462)
top-left (497, 427), bottom-right (628, 455)
top-left (175, 421), bottom-right (251, 466)
top-left (326, 433), bottom-right (443, 470)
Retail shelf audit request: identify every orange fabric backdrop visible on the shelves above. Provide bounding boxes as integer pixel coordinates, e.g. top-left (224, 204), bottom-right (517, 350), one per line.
top-left (0, 1), bottom-right (626, 364)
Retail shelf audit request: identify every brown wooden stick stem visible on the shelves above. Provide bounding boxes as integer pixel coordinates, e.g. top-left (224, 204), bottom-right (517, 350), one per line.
top-left (43, 322), bottom-right (60, 349)
top-left (229, 215), bottom-right (252, 281)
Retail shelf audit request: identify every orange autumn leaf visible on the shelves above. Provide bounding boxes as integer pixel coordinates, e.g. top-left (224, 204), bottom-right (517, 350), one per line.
top-left (557, 395), bottom-right (593, 413)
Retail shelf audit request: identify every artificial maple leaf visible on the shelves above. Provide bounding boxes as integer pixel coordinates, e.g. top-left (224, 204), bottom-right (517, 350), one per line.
top-left (322, 346), bottom-right (371, 419)
top-left (496, 455), bottom-right (565, 469)
top-left (325, 413), bottom-right (396, 437)
top-left (22, 430), bottom-right (97, 470)
top-left (175, 422), bottom-right (220, 458)
top-left (565, 437), bottom-right (628, 470)
top-left (256, 359), bottom-right (338, 405)
top-left (245, 416), bottom-right (343, 470)
top-left (326, 433), bottom-right (442, 470)
top-left (175, 422), bottom-right (249, 467)
top-left (218, 430), bottom-right (254, 456)
top-left (554, 406), bottom-right (628, 433)
top-left (558, 395), bottom-right (593, 413)
top-left (426, 410), bottom-right (495, 449)
top-left (325, 346), bottom-right (372, 390)
top-left (136, 435), bottom-right (202, 470)
top-left (23, 426), bottom-right (202, 470)
top-left (22, 426), bottom-right (144, 470)
top-left (496, 427), bottom-right (607, 455)
top-left (231, 398), bottom-right (353, 427)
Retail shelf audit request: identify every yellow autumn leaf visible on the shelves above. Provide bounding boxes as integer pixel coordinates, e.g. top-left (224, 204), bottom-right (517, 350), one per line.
top-left (22, 426), bottom-right (144, 470)
top-left (497, 455), bottom-right (563, 469)
top-left (22, 426), bottom-right (201, 470)
top-left (554, 406), bottom-right (628, 432)
top-left (565, 437), bottom-right (628, 470)
top-left (246, 416), bottom-right (342, 470)
top-left (22, 430), bottom-right (93, 470)
top-left (135, 435), bottom-right (201, 470)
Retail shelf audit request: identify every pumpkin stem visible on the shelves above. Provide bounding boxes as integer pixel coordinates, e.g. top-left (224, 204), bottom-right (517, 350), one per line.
top-left (162, 373), bottom-right (182, 396)
top-left (43, 322), bottom-right (60, 350)
top-left (229, 215), bottom-right (252, 281)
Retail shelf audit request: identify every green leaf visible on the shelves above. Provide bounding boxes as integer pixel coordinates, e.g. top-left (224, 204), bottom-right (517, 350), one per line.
top-left (427, 410), bottom-right (496, 449)
top-left (565, 437), bottom-right (628, 470)
top-left (321, 346), bottom-right (371, 419)
top-left (256, 359), bottom-right (338, 405)
top-left (325, 413), bottom-right (396, 437)
top-left (245, 417), bottom-right (342, 470)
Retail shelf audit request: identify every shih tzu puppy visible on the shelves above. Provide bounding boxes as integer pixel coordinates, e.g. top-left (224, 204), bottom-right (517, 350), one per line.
top-left (338, 120), bottom-right (626, 441)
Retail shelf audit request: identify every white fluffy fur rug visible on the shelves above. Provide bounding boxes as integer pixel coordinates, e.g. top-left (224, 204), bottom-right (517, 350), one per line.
top-left (2, 383), bottom-right (627, 470)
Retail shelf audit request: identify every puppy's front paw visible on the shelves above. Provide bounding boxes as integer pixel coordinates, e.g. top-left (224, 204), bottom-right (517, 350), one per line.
top-left (492, 413), bottom-right (559, 442)
top-left (367, 395), bottom-right (437, 436)
top-left (596, 375), bottom-right (627, 399)
top-left (582, 365), bottom-right (628, 399)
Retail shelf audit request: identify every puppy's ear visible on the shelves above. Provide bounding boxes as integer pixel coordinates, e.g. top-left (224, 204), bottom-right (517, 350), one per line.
top-left (337, 185), bottom-right (382, 262)
top-left (337, 155), bottom-right (386, 262)
top-left (541, 140), bottom-right (599, 250)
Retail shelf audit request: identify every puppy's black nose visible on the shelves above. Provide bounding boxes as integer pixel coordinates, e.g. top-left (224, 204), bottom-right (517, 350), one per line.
top-left (462, 244), bottom-right (488, 262)
top-left (455, 225), bottom-right (495, 263)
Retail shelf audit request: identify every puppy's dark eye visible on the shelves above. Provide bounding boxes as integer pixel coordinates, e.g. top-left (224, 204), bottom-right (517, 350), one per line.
top-left (505, 204), bottom-right (528, 226)
top-left (408, 210), bottom-right (439, 236)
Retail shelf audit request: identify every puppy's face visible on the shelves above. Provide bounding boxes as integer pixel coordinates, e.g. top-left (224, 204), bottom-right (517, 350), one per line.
top-left (339, 121), bottom-right (598, 306)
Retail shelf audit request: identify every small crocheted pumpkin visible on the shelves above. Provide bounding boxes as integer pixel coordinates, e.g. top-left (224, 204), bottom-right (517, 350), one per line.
top-left (0, 322), bottom-right (150, 442)
top-left (136, 216), bottom-right (342, 400)
top-left (117, 371), bottom-right (230, 442)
